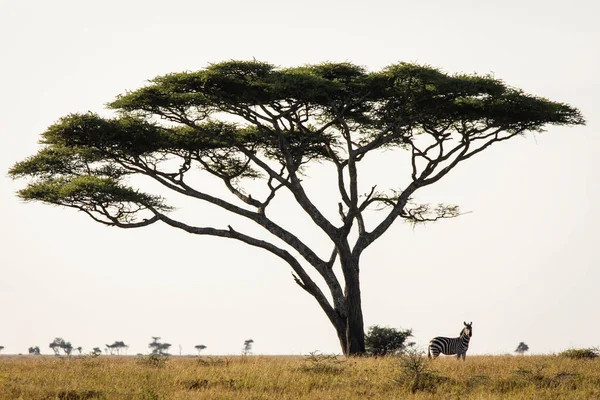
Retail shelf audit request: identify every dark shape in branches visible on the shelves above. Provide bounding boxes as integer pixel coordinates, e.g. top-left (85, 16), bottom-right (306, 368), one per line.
top-left (9, 60), bottom-right (585, 355)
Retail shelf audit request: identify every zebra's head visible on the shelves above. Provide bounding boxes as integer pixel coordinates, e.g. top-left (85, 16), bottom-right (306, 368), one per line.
top-left (462, 321), bottom-right (473, 338)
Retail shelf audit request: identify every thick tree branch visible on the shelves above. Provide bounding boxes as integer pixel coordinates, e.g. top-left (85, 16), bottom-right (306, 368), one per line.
top-left (105, 154), bottom-right (347, 312)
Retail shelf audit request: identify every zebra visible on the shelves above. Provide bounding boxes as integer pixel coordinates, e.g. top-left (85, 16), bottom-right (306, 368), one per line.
top-left (428, 322), bottom-right (473, 361)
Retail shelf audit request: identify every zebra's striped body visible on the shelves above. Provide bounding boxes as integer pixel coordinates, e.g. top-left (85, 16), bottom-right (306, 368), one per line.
top-left (428, 322), bottom-right (472, 361)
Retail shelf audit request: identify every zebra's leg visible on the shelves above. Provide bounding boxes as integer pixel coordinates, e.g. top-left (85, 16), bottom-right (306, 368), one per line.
top-left (456, 353), bottom-right (461, 360)
top-left (428, 345), bottom-right (439, 359)
top-left (462, 353), bottom-right (466, 361)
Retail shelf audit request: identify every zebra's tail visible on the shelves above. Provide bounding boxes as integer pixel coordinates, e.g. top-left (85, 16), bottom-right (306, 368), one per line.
top-left (427, 344), bottom-right (431, 359)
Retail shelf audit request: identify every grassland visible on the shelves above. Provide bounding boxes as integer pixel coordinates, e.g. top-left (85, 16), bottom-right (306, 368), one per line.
top-left (1, 353), bottom-right (600, 399)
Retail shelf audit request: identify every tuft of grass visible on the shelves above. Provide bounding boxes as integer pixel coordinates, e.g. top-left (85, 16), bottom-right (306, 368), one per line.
top-left (136, 353), bottom-right (169, 368)
top-left (55, 389), bottom-right (104, 399)
top-left (180, 378), bottom-right (210, 390)
top-left (559, 347), bottom-right (599, 359)
top-left (394, 348), bottom-right (453, 394)
top-left (300, 351), bottom-right (345, 374)
top-left (196, 356), bottom-right (231, 368)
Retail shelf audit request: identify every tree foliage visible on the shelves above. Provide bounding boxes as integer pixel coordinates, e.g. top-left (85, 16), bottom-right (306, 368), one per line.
top-left (365, 325), bottom-right (414, 356)
top-left (149, 337), bottom-right (171, 355)
top-left (9, 60), bottom-right (584, 355)
top-left (106, 341), bottom-right (128, 355)
top-left (49, 338), bottom-right (73, 356)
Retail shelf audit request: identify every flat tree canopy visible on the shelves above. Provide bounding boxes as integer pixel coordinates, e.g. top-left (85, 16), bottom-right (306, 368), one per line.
top-left (9, 61), bottom-right (584, 355)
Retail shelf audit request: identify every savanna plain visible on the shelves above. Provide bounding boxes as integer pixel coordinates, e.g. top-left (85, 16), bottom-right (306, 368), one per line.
top-left (2, 352), bottom-right (600, 399)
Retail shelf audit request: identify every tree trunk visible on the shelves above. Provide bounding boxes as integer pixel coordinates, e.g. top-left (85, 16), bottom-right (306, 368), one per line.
top-left (339, 254), bottom-right (366, 356)
top-left (344, 273), bottom-right (365, 355)
top-left (333, 319), bottom-right (348, 355)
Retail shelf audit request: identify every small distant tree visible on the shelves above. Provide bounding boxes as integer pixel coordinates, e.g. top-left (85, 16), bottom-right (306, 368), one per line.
top-left (92, 347), bottom-right (102, 356)
top-left (76, 346), bottom-right (82, 354)
top-left (149, 337), bottom-right (171, 355)
top-left (49, 338), bottom-right (74, 356)
top-left (243, 339), bottom-right (254, 355)
top-left (515, 342), bottom-right (529, 355)
top-left (49, 343), bottom-right (59, 355)
top-left (194, 345), bottom-right (207, 355)
top-left (106, 341), bottom-right (128, 355)
top-left (0, 346), bottom-right (4, 353)
top-left (365, 325), bottom-right (414, 356)
top-left (62, 342), bottom-right (73, 356)
top-left (49, 338), bottom-right (64, 355)
top-left (28, 346), bottom-right (41, 355)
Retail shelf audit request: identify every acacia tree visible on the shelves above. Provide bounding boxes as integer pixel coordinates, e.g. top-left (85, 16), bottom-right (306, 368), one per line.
top-left (194, 344), bottom-right (207, 355)
top-left (9, 61), bottom-right (584, 355)
top-left (49, 337), bottom-right (73, 356)
top-left (149, 337), bottom-right (171, 355)
top-left (106, 341), bottom-right (128, 355)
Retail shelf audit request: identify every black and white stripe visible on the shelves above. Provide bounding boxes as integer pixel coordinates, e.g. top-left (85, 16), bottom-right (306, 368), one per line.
top-left (428, 321), bottom-right (473, 360)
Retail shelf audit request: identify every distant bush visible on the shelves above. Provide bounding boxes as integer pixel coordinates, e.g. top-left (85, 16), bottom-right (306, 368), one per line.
top-left (365, 325), bottom-right (413, 356)
top-left (559, 348), bottom-right (599, 359)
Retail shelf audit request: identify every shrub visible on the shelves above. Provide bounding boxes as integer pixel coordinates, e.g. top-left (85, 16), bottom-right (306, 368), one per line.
top-left (365, 325), bottom-right (413, 356)
top-left (395, 347), bottom-right (443, 393)
top-left (559, 348), bottom-right (599, 359)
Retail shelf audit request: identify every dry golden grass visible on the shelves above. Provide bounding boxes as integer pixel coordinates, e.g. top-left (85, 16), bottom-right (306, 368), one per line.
top-left (1, 353), bottom-right (600, 399)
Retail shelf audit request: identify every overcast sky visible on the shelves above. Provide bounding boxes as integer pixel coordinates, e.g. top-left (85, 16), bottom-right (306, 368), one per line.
top-left (1, 0), bottom-right (598, 356)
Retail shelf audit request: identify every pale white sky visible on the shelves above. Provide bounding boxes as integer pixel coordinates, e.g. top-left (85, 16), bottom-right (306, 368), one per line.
top-left (1, 0), bottom-right (598, 356)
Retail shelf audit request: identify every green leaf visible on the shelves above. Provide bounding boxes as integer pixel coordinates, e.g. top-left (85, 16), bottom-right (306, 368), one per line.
top-left (18, 175), bottom-right (170, 212)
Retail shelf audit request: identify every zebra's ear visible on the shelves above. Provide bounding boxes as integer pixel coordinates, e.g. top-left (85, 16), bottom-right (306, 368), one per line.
top-left (464, 321), bottom-right (467, 326)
